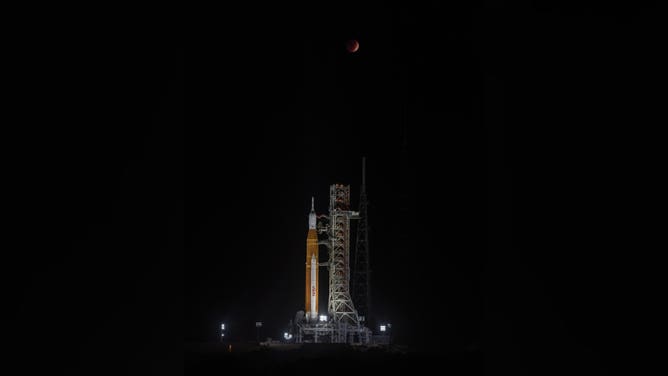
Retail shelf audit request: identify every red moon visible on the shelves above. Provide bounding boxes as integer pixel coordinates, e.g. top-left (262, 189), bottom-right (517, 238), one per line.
top-left (346, 39), bottom-right (359, 53)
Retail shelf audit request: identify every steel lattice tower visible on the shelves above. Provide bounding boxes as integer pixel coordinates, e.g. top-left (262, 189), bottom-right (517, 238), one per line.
top-left (327, 184), bottom-right (360, 326)
top-left (352, 158), bottom-right (371, 322)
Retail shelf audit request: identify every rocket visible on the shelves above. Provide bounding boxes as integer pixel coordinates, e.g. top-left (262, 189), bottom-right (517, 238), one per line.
top-left (305, 197), bottom-right (319, 321)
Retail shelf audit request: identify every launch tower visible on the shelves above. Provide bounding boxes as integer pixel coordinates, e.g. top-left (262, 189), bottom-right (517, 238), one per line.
top-left (327, 184), bottom-right (360, 327)
top-left (295, 176), bottom-right (372, 344)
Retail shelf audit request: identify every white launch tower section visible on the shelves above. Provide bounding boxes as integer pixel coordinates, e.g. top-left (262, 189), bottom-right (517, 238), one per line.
top-left (327, 184), bottom-right (360, 326)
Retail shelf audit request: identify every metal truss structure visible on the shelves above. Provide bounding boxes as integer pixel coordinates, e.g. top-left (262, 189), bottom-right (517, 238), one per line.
top-left (327, 184), bottom-right (360, 326)
top-left (352, 158), bottom-right (371, 323)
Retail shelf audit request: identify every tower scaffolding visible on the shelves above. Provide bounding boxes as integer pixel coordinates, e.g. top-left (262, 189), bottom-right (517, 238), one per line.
top-left (295, 183), bottom-right (371, 344)
top-left (327, 184), bottom-right (359, 326)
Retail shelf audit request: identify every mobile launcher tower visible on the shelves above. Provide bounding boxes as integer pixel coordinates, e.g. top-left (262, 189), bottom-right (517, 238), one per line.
top-left (295, 176), bottom-right (372, 344)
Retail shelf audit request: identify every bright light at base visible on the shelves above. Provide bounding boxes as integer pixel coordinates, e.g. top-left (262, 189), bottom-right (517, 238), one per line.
top-left (284, 332), bottom-right (293, 340)
top-left (319, 315), bottom-right (327, 322)
top-left (380, 325), bottom-right (386, 332)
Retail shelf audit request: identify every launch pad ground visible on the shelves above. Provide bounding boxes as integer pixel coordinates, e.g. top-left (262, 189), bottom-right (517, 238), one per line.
top-left (185, 342), bottom-right (483, 375)
top-left (295, 321), bottom-right (373, 344)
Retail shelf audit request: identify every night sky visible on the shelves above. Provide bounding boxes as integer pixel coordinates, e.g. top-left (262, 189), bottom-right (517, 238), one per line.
top-left (6, 9), bottom-right (182, 376)
top-left (6, 2), bottom-right (660, 375)
top-left (186, 1), bottom-right (659, 372)
top-left (186, 2), bottom-right (659, 373)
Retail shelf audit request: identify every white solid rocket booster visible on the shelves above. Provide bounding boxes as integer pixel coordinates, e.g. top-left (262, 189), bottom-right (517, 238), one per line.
top-left (310, 253), bottom-right (317, 318)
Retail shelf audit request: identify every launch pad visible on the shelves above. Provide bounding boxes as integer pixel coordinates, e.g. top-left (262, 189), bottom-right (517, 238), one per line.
top-left (295, 320), bottom-right (371, 344)
top-left (292, 161), bottom-right (374, 345)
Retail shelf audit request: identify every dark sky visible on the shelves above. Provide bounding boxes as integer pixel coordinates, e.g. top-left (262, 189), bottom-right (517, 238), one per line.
top-left (6, 2), bottom-right (660, 375)
top-left (6, 8), bottom-right (182, 376)
top-left (186, 2), bottom-right (661, 373)
top-left (186, 1), bottom-right (659, 373)
top-left (189, 1), bottom-right (484, 346)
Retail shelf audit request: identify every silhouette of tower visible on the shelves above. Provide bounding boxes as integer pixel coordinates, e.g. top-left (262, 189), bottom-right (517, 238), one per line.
top-left (352, 157), bottom-right (371, 323)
